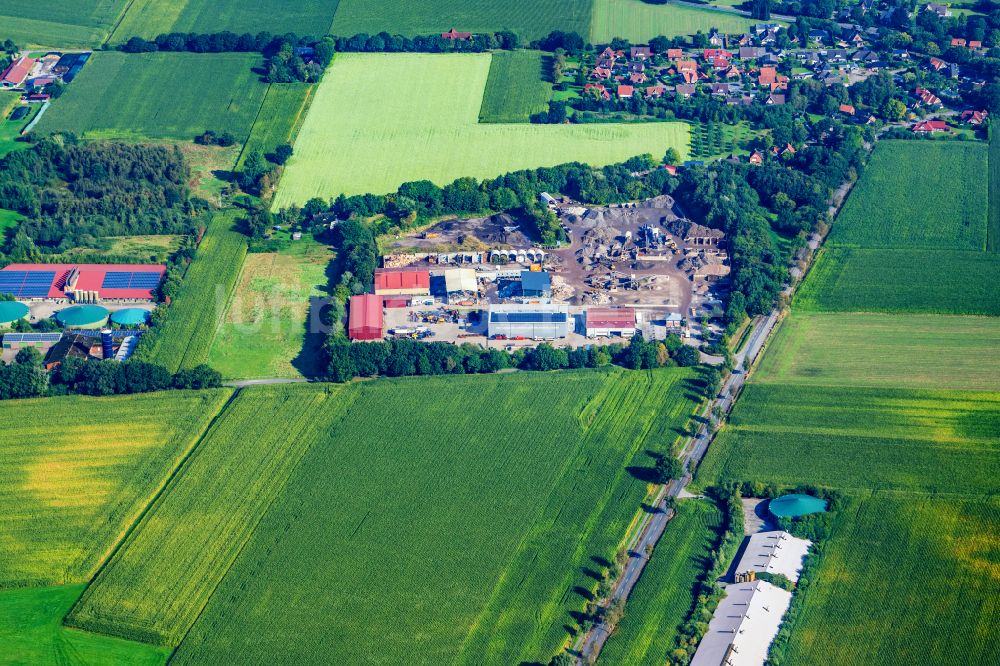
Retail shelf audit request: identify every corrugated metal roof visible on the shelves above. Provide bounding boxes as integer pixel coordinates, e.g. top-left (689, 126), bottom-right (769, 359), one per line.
top-left (586, 307), bottom-right (635, 328)
top-left (348, 294), bottom-right (383, 340)
top-left (520, 271), bottom-right (551, 292)
top-left (374, 269), bottom-right (429, 291)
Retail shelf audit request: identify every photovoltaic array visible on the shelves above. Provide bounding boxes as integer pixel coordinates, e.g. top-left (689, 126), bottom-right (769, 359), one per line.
top-left (0, 271), bottom-right (55, 298)
top-left (101, 272), bottom-right (162, 290)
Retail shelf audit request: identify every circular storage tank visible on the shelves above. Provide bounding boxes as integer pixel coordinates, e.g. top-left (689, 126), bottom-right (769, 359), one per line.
top-left (0, 301), bottom-right (29, 327)
top-left (57, 305), bottom-right (110, 329)
top-left (110, 308), bottom-right (151, 327)
top-left (769, 493), bottom-right (827, 519)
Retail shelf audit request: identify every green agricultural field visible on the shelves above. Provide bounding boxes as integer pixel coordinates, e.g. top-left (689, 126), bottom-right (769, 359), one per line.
top-left (989, 128), bottom-right (999, 251)
top-left (37, 52), bottom-right (268, 141)
top-left (0, 91), bottom-right (34, 158)
top-left (134, 212), bottom-right (247, 374)
top-left (796, 247), bottom-right (1000, 315)
top-left (0, 390), bottom-right (230, 587)
top-left (237, 83), bottom-right (315, 168)
top-left (479, 50), bottom-right (553, 123)
top-left (591, 0), bottom-right (764, 43)
top-left (829, 141), bottom-right (988, 250)
top-left (110, 0), bottom-right (341, 42)
top-left (695, 383), bottom-right (1000, 496)
top-left (600, 499), bottom-right (723, 666)
top-left (0, 585), bottom-right (168, 665)
top-left (159, 370), bottom-right (701, 664)
top-left (0, 0), bottom-right (130, 47)
top-left (780, 493), bottom-right (999, 666)
top-left (275, 53), bottom-right (689, 204)
top-left (207, 238), bottom-right (333, 379)
top-left (756, 312), bottom-right (1000, 391)
top-left (330, 0), bottom-right (591, 42)
top-left (68, 385), bottom-right (348, 647)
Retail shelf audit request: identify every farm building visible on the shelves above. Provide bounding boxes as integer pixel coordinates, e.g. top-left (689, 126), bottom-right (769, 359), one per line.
top-left (586, 307), bottom-right (636, 338)
top-left (1, 57), bottom-right (35, 88)
top-left (488, 304), bottom-right (570, 340)
top-left (732, 531), bottom-right (811, 583)
top-left (44, 334), bottom-right (96, 369)
top-left (374, 269), bottom-right (430, 296)
top-left (769, 494), bottom-right (827, 519)
top-left (0, 301), bottom-right (29, 327)
top-left (2, 332), bottom-right (62, 351)
top-left (0, 264), bottom-right (165, 302)
top-left (443, 268), bottom-right (478, 297)
top-left (348, 294), bottom-right (383, 341)
top-left (520, 271), bottom-right (551, 299)
top-left (690, 580), bottom-right (792, 666)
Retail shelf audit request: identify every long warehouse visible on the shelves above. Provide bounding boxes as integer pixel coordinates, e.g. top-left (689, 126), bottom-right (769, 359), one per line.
top-left (488, 304), bottom-right (570, 340)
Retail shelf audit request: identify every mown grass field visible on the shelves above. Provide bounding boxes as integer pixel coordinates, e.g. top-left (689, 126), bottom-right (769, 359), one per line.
top-left (0, 585), bottom-right (168, 665)
top-left (696, 383), bottom-right (1000, 496)
top-left (274, 53), bottom-right (689, 204)
top-left (330, 0), bottom-right (591, 41)
top-left (755, 312), bottom-right (1000, 391)
top-left (795, 247), bottom-right (1000, 315)
top-left (0, 208), bottom-right (22, 236)
top-left (110, 0), bottom-right (341, 42)
top-left (780, 493), bottom-right (999, 666)
top-left (207, 238), bottom-right (332, 379)
top-left (829, 141), bottom-right (988, 250)
top-left (479, 51), bottom-right (552, 123)
top-left (237, 83), bottom-right (315, 169)
top-left (68, 385), bottom-right (348, 647)
top-left (38, 52), bottom-right (268, 141)
top-left (0, 390), bottom-right (230, 587)
top-left (134, 212), bottom-right (247, 374)
top-left (591, 0), bottom-right (764, 42)
top-left (600, 499), bottom-right (722, 666)
top-left (156, 370), bottom-right (701, 664)
top-left (0, 0), bottom-right (129, 47)
top-left (0, 91), bottom-right (34, 158)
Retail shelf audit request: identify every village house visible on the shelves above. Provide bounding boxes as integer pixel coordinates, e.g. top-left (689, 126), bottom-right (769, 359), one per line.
top-left (1, 57), bottom-right (35, 89)
top-left (924, 3), bottom-right (951, 17)
top-left (960, 109), bottom-right (987, 125)
top-left (915, 87), bottom-right (942, 107)
top-left (441, 28), bottom-right (472, 40)
top-left (645, 84), bottom-right (666, 98)
top-left (583, 83), bottom-right (611, 100)
top-left (839, 103), bottom-right (856, 116)
top-left (617, 84), bottom-right (633, 99)
top-left (749, 150), bottom-right (764, 165)
top-left (912, 119), bottom-right (949, 133)
top-left (675, 83), bottom-right (697, 97)
top-left (630, 46), bottom-right (651, 60)
top-left (766, 93), bottom-right (786, 105)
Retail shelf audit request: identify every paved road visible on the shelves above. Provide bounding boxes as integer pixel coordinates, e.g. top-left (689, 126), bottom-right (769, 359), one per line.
top-left (575, 309), bottom-right (779, 662)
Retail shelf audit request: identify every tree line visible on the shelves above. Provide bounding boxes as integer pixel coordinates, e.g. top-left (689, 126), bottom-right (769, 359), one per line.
top-left (323, 333), bottom-right (708, 384)
top-left (0, 137), bottom-right (206, 260)
top-left (0, 346), bottom-right (220, 401)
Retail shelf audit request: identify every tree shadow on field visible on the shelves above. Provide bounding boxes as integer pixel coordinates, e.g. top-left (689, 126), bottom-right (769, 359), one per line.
top-left (540, 54), bottom-right (555, 83)
top-left (590, 555), bottom-right (611, 569)
top-left (582, 567), bottom-right (602, 582)
top-left (573, 585), bottom-right (595, 602)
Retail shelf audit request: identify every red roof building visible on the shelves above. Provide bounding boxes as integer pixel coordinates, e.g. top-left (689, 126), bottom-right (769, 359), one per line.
top-left (584, 83), bottom-right (611, 100)
top-left (960, 109), bottom-right (987, 125)
top-left (441, 28), bottom-right (472, 40)
top-left (666, 48), bottom-right (684, 60)
top-left (645, 84), bottom-right (666, 98)
top-left (586, 307), bottom-right (636, 337)
top-left (1, 57), bottom-right (35, 88)
top-left (0, 263), bottom-right (166, 301)
top-left (839, 103), bottom-right (856, 115)
top-left (912, 119), bottom-right (949, 133)
top-left (373, 269), bottom-right (430, 296)
top-left (617, 84), bottom-right (634, 99)
top-left (348, 294), bottom-right (383, 341)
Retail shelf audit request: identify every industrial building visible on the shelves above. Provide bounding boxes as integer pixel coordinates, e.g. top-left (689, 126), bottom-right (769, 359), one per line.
top-left (443, 268), bottom-right (478, 299)
top-left (520, 271), bottom-right (551, 299)
top-left (690, 580), bottom-right (792, 666)
top-left (0, 264), bottom-right (165, 302)
top-left (488, 304), bottom-right (570, 340)
top-left (348, 294), bottom-right (383, 341)
top-left (733, 531), bottom-right (811, 583)
top-left (2, 332), bottom-right (62, 351)
top-left (585, 308), bottom-right (637, 338)
top-left (374, 269), bottom-right (430, 296)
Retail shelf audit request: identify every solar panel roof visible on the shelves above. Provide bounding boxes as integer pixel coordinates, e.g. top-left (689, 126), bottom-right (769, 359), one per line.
top-left (2, 333), bottom-right (62, 342)
top-left (0, 271), bottom-right (56, 298)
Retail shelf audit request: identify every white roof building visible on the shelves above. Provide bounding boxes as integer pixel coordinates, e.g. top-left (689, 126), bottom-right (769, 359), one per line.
top-left (443, 268), bottom-right (477, 294)
top-left (734, 531), bottom-right (811, 582)
top-left (691, 580), bottom-right (792, 666)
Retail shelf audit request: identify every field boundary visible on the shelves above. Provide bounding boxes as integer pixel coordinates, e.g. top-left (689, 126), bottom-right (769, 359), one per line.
top-left (64, 389), bottom-right (234, 617)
